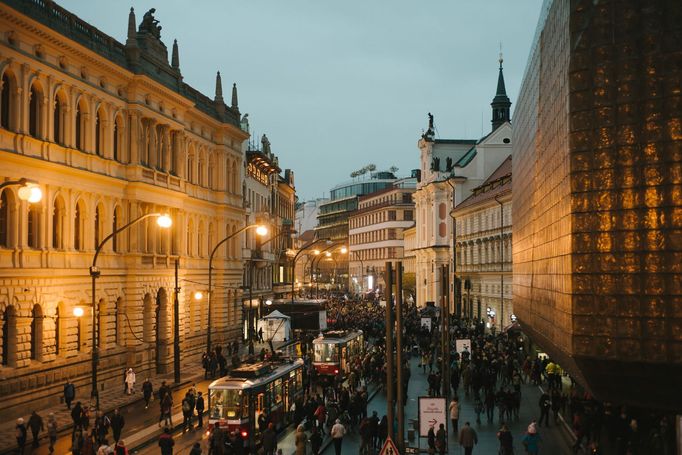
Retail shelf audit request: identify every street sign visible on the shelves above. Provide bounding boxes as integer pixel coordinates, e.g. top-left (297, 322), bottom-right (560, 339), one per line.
top-left (455, 338), bottom-right (471, 355)
top-left (418, 396), bottom-right (447, 437)
top-left (379, 436), bottom-right (399, 455)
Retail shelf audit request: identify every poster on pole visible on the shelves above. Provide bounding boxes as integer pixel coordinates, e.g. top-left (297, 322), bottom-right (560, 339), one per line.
top-left (420, 317), bottom-right (431, 332)
top-left (455, 339), bottom-right (471, 355)
top-left (418, 397), bottom-right (447, 437)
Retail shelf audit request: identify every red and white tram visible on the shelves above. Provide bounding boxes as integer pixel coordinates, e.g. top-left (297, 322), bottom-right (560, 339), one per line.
top-left (312, 330), bottom-right (364, 379)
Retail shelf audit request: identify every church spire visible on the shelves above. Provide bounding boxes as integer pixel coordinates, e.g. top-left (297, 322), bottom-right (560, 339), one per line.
top-left (231, 83), bottom-right (239, 110)
top-left (124, 7), bottom-right (140, 69)
top-left (491, 52), bottom-right (511, 131)
top-left (214, 71), bottom-right (224, 104)
top-left (126, 7), bottom-right (137, 45)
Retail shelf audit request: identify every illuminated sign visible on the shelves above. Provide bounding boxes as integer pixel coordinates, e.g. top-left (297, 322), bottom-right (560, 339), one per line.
top-left (247, 161), bottom-right (269, 186)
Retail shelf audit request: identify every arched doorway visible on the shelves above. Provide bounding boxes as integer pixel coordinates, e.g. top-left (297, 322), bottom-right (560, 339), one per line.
top-left (31, 304), bottom-right (43, 361)
top-left (155, 288), bottom-right (169, 374)
top-left (2, 305), bottom-right (17, 366)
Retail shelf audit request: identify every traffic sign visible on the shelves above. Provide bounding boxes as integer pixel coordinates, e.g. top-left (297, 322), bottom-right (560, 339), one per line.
top-left (379, 436), bottom-right (399, 455)
top-left (418, 396), bottom-right (447, 437)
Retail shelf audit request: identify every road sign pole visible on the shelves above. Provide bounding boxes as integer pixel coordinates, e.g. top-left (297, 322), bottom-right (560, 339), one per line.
top-left (385, 261), bottom-right (395, 442)
top-left (396, 261), bottom-right (405, 454)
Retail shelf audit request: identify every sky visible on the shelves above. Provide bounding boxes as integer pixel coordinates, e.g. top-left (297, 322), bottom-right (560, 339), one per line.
top-left (60, 0), bottom-right (543, 201)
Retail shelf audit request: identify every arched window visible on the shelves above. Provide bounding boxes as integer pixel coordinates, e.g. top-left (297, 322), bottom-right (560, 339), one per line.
top-left (1, 73), bottom-right (13, 130)
top-left (53, 91), bottom-right (66, 145)
top-left (27, 203), bottom-right (39, 248)
top-left (74, 200), bottom-right (84, 251)
top-left (2, 305), bottom-right (17, 366)
top-left (187, 155), bottom-right (194, 183)
top-left (197, 156), bottom-right (205, 187)
top-left (52, 196), bottom-right (65, 249)
top-left (29, 84), bottom-right (42, 138)
top-left (31, 304), bottom-right (43, 361)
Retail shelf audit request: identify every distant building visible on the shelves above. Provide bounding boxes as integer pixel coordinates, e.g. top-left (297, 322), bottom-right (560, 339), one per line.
top-left (348, 178), bottom-right (416, 293)
top-left (414, 58), bottom-right (512, 309)
top-left (452, 156), bottom-right (512, 329)
top-left (295, 198), bottom-right (327, 236)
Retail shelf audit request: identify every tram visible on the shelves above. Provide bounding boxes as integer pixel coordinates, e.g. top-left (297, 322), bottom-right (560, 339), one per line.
top-left (208, 358), bottom-right (304, 448)
top-left (312, 330), bottom-right (364, 380)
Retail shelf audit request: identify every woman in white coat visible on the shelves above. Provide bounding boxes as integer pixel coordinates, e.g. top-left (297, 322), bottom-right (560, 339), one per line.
top-left (125, 368), bottom-right (136, 394)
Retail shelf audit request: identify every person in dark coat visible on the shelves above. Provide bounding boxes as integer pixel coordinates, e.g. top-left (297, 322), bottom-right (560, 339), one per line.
top-left (195, 392), bottom-right (205, 428)
top-left (142, 378), bottom-right (153, 409)
top-left (158, 427), bottom-right (175, 455)
top-left (110, 408), bottom-right (125, 443)
top-left (262, 422), bottom-right (277, 455)
top-left (64, 380), bottom-right (76, 409)
top-left (71, 402), bottom-right (83, 430)
top-left (27, 411), bottom-right (45, 447)
top-left (16, 418), bottom-right (27, 454)
top-left (209, 422), bottom-right (224, 455)
top-left (310, 426), bottom-right (323, 455)
top-left (189, 442), bottom-right (202, 455)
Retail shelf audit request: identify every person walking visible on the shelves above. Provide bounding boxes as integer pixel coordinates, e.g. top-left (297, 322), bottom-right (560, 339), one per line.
top-left (209, 422), bottom-right (225, 455)
top-left (196, 392), bottom-right (205, 428)
top-left (497, 422), bottom-right (514, 455)
top-left (114, 439), bottom-right (129, 455)
top-left (27, 411), bottom-right (45, 448)
top-left (181, 393), bottom-right (193, 433)
top-left (458, 421), bottom-right (478, 455)
top-left (16, 418), bottom-right (27, 455)
top-left (125, 368), bottom-right (136, 395)
top-left (64, 380), bottom-right (76, 409)
top-left (449, 397), bottom-right (460, 434)
top-left (71, 428), bottom-right (84, 455)
top-left (522, 422), bottom-right (541, 455)
top-left (262, 422), bottom-right (277, 455)
top-left (310, 426), bottom-right (323, 455)
top-left (47, 413), bottom-right (58, 454)
top-left (295, 424), bottom-right (307, 455)
top-left (110, 408), bottom-right (125, 443)
top-left (142, 378), bottom-right (153, 409)
top-left (331, 418), bottom-right (346, 455)
top-left (158, 427), bottom-right (175, 455)
top-left (538, 392), bottom-right (551, 427)
top-left (436, 423), bottom-right (446, 455)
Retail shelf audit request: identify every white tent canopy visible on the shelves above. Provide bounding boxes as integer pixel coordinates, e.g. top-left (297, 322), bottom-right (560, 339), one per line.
top-left (257, 310), bottom-right (292, 342)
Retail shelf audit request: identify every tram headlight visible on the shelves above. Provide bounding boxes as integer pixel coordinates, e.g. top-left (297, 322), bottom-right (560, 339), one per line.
top-left (241, 430), bottom-right (249, 439)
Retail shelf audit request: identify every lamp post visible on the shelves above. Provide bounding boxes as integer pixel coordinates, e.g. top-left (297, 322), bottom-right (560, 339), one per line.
top-left (290, 238), bottom-right (330, 303)
top-left (206, 224), bottom-right (268, 353)
top-left (310, 243), bottom-right (338, 299)
top-left (82, 212), bottom-right (171, 409)
top-left (0, 178), bottom-right (43, 202)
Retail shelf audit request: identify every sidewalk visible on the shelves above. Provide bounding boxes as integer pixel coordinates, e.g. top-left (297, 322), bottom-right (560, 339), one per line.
top-left (0, 340), bottom-right (285, 455)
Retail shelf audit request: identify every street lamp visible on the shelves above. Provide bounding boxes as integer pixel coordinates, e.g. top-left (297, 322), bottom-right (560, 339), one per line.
top-left (290, 238), bottom-right (331, 304)
top-left (206, 223), bottom-right (268, 353)
top-left (0, 178), bottom-right (43, 203)
top-left (194, 291), bottom-right (203, 301)
top-left (88, 212), bottom-right (171, 409)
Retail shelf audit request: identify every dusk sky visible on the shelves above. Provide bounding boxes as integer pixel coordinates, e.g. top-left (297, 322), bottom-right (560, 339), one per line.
top-left (60, 0), bottom-right (544, 201)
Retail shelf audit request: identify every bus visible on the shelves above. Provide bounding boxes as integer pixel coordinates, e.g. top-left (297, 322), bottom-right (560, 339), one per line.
top-left (208, 358), bottom-right (304, 449)
top-left (312, 330), bottom-right (364, 380)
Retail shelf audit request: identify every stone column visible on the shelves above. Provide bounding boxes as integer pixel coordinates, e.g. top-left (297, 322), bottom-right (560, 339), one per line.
top-left (127, 110), bottom-right (140, 164)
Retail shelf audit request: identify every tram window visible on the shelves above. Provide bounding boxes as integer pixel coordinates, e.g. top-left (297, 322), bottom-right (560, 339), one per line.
top-left (274, 379), bottom-right (283, 405)
top-left (242, 393), bottom-right (250, 418)
top-left (265, 384), bottom-right (272, 410)
top-left (314, 343), bottom-right (338, 362)
top-left (209, 389), bottom-right (242, 419)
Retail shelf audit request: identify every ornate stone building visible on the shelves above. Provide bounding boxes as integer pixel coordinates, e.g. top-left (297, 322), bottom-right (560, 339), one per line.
top-left (512, 0), bottom-right (682, 410)
top-left (452, 156), bottom-right (512, 328)
top-left (414, 59), bottom-right (512, 309)
top-left (0, 1), bottom-right (248, 419)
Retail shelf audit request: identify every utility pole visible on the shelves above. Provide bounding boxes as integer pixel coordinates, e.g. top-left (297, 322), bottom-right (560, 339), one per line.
top-left (441, 265), bottom-right (450, 401)
top-left (395, 261), bottom-right (405, 453)
top-left (174, 259), bottom-right (181, 384)
top-left (385, 261), bottom-right (395, 443)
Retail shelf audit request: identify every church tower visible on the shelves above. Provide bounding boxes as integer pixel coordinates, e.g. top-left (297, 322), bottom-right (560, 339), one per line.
top-left (491, 54), bottom-right (511, 131)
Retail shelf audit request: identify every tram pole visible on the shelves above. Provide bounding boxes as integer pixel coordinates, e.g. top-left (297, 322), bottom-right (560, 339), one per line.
top-left (385, 261), bottom-right (395, 443)
top-left (395, 261), bottom-right (405, 453)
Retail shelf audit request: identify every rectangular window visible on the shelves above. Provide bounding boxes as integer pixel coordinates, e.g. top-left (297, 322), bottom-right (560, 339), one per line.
top-left (388, 210), bottom-right (396, 221)
top-left (404, 210), bottom-right (413, 221)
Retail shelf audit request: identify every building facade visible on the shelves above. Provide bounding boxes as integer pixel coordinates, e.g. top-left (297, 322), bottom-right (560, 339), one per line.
top-left (0, 1), bottom-right (248, 419)
top-left (414, 61), bottom-right (512, 309)
top-left (452, 156), bottom-right (512, 329)
top-left (295, 198), bottom-right (327, 236)
top-left (348, 178), bottom-right (416, 293)
top-left (512, 0), bottom-right (682, 410)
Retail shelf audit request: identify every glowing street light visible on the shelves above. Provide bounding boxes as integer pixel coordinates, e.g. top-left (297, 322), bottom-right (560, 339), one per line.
top-left (0, 178), bottom-right (43, 203)
top-left (73, 307), bottom-right (84, 318)
top-left (194, 291), bottom-right (203, 300)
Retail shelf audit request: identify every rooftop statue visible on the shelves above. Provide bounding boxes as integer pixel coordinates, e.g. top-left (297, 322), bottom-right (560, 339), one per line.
top-left (140, 8), bottom-right (162, 39)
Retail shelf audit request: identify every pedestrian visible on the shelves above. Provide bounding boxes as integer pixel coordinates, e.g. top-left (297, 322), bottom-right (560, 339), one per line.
top-left (331, 418), bottom-right (346, 455)
top-left (295, 424), bottom-right (307, 455)
top-left (125, 368), bottom-right (136, 394)
top-left (94, 410), bottom-right (111, 445)
top-left (427, 426), bottom-right (436, 454)
top-left (16, 418), bottom-right (27, 455)
top-left (158, 427), bottom-right (175, 455)
top-left (27, 410), bottom-right (45, 448)
top-left (304, 425), bottom-right (319, 454)
top-left (142, 378), bottom-right (153, 409)
top-left (189, 442), bottom-right (202, 455)
top-left (110, 408), bottom-right (125, 443)
top-left (64, 380), bottom-right (76, 409)
top-left (258, 326), bottom-right (264, 343)
top-left (449, 396), bottom-right (460, 434)
top-left (196, 391), bottom-right (205, 428)
top-left (181, 393), bottom-right (192, 433)
top-left (538, 392), bottom-right (551, 427)
top-left (435, 422), bottom-right (446, 454)
top-left (458, 421), bottom-right (478, 455)
top-left (209, 422), bottom-right (224, 455)
top-left (159, 392), bottom-right (173, 428)
top-left (114, 439), bottom-right (129, 455)
top-left (262, 422), bottom-right (277, 455)
top-left (522, 422), bottom-right (541, 455)
top-left (497, 422), bottom-right (514, 455)
top-left (47, 413), bottom-right (58, 454)
top-left (97, 438), bottom-right (111, 455)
